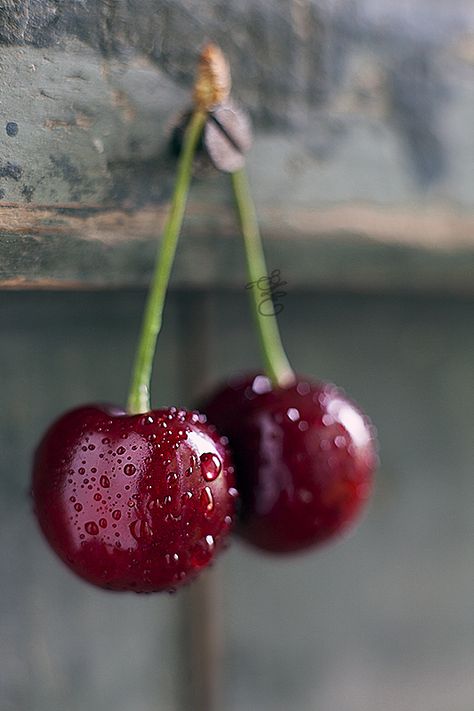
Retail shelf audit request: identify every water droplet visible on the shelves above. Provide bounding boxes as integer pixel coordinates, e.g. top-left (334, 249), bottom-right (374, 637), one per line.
top-left (141, 415), bottom-right (154, 426)
top-left (181, 491), bottom-right (193, 506)
top-left (298, 420), bottom-right (309, 432)
top-left (224, 515), bottom-right (233, 526)
top-left (81, 446), bottom-right (87, 452)
top-left (117, 446), bottom-right (126, 455)
top-left (165, 552), bottom-right (180, 565)
top-left (252, 374), bottom-right (272, 394)
top-left (147, 498), bottom-right (160, 512)
top-left (130, 519), bottom-right (151, 541)
top-left (112, 509), bottom-right (121, 520)
top-left (200, 486), bottom-right (214, 515)
top-left (167, 471), bottom-right (179, 487)
top-left (99, 518), bottom-right (107, 528)
top-left (69, 496), bottom-right (76, 503)
top-left (102, 437), bottom-right (110, 444)
top-left (124, 463), bottom-right (136, 476)
top-left (296, 381), bottom-right (311, 396)
top-left (228, 487), bottom-right (239, 499)
top-left (335, 435), bottom-right (347, 449)
top-left (191, 535), bottom-right (215, 567)
top-left (200, 453), bottom-right (222, 482)
top-left (88, 444), bottom-right (95, 451)
top-left (85, 521), bottom-right (99, 535)
top-left (93, 492), bottom-right (102, 501)
top-left (74, 503), bottom-right (83, 512)
top-left (185, 466), bottom-right (193, 477)
top-left (100, 475), bottom-right (110, 488)
top-left (78, 467), bottom-right (85, 475)
top-left (287, 407), bottom-right (300, 422)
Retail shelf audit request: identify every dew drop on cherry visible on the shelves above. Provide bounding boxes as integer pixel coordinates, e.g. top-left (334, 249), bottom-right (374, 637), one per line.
top-left (130, 519), bottom-right (151, 541)
top-left (167, 471), bottom-right (179, 487)
top-left (200, 452), bottom-right (222, 482)
top-left (200, 486), bottom-right (214, 514)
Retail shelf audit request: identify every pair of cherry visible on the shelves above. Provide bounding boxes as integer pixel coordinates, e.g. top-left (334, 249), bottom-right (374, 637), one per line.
top-left (32, 47), bottom-right (377, 594)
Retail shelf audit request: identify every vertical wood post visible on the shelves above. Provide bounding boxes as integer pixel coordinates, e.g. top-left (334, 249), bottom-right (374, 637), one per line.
top-left (176, 290), bottom-right (223, 711)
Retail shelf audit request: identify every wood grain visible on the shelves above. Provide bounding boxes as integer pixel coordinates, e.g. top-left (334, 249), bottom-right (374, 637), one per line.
top-left (0, 1), bottom-right (473, 290)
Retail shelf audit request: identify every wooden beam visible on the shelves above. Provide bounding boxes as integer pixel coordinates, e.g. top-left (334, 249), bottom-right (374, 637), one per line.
top-left (0, 2), bottom-right (473, 291)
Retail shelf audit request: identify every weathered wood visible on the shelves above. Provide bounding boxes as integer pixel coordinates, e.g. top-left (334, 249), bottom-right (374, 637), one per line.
top-left (1, 198), bottom-right (474, 292)
top-left (0, 2), bottom-right (473, 288)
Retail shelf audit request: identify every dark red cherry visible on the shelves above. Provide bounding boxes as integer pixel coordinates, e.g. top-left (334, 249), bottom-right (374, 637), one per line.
top-left (32, 404), bottom-right (237, 592)
top-left (201, 374), bottom-right (377, 554)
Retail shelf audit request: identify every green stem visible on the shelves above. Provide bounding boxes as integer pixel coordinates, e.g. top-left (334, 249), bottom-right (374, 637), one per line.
top-left (127, 110), bottom-right (207, 414)
top-left (231, 168), bottom-right (295, 387)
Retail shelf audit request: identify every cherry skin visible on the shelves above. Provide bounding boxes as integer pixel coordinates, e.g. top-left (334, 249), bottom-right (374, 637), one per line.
top-left (201, 374), bottom-right (377, 554)
top-left (32, 404), bottom-right (237, 592)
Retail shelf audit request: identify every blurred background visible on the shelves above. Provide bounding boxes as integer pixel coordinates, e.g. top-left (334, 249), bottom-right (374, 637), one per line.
top-left (1, 2), bottom-right (473, 710)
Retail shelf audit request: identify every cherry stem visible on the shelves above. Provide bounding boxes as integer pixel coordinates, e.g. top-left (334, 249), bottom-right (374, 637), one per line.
top-left (127, 109), bottom-right (207, 414)
top-left (231, 168), bottom-right (295, 387)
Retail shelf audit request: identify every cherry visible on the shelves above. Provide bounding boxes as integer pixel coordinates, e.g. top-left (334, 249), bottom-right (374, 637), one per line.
top-left (201, 373), bottom-right (377, 554)
top-left (32, 404), bottom-right (237, 592)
